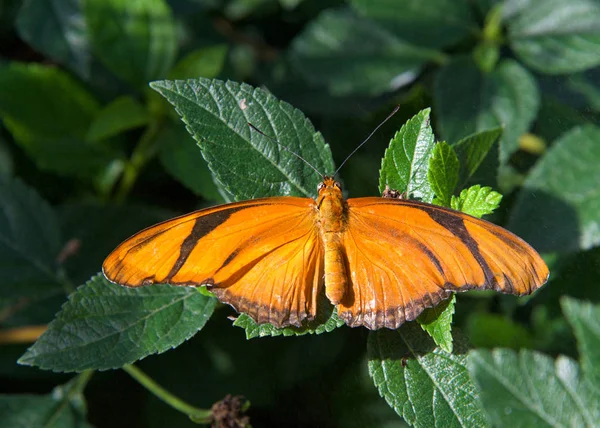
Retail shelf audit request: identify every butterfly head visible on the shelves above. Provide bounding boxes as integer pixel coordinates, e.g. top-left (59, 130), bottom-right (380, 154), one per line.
top-left (317, 176), bottom-right (343, 200)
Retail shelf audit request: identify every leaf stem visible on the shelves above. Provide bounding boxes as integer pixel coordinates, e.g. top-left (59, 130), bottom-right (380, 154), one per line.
top-left (114, 119), bottom-right (162, 203)
top-left (122, 364), bottom-right (212, 423)
top-left (72, 370), bottom-right (95, 393)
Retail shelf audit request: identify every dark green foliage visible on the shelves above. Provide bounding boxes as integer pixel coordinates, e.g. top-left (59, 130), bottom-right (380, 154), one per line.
top-left (1, 0), bottom-right (598, 426)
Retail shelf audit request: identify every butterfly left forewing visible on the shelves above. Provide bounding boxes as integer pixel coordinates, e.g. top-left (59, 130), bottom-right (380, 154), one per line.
top-left (338, 197), bottom-right (549, 330)
top-left (103, 197), bottom-right (324, 327)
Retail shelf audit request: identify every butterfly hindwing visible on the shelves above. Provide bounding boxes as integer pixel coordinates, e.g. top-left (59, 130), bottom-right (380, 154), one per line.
top-left (103, 198), bottom-right (324, 327)
top-left (338, 198), bottom-right (549, 329)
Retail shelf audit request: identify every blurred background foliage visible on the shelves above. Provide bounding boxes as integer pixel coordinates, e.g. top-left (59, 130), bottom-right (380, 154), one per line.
top-left (0, 0), bottom-right (599, 426)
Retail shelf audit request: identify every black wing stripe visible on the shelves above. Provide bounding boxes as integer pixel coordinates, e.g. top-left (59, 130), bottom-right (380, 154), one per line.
top-left (165, 206), bottom-right (246, 281)
top-left (419, 207), bottom-right (499, 289)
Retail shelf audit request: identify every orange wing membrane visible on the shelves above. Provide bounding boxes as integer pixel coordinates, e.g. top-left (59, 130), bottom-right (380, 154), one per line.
top-left (104, 177), bottom-right (548, 330)
top-left (337, 198), bottom-right (549, 329)
top-left (103, 198), bottom-right (324, 328)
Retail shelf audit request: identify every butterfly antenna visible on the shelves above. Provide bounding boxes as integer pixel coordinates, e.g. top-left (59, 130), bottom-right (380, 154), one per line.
top-left (334, 105), bottom-right (401, 176)
top-left (248, 123), bottom-right (324, 179)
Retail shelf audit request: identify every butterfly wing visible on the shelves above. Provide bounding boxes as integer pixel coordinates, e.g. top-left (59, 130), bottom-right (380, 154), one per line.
top-left (103, 198), bottom-right (324, 327)
top-left (339, 197), bottom-right (549, 329)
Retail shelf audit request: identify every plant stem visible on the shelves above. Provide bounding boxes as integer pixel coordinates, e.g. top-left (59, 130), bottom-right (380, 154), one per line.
top-left (122, 364), bottom-right (212, 423)
top-left (114, 119), bottom-right (162, 203)
top-left (73, 370), bottom-right (95, 393)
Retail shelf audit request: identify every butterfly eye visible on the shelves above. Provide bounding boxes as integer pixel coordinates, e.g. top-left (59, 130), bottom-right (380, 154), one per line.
top-left (317, 182), bottom-right (325, 191)
top-left (334, 181), bottom-right (342, 190)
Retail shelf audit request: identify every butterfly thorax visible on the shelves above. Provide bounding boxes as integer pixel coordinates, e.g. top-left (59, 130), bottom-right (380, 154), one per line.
top-left (316, 177), bottom-right (349, 305)
top-left (316, 177), bottom-right (347, 233)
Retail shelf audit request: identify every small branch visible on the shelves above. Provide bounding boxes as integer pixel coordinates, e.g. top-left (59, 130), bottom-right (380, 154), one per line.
top-left (122, 364), bottom-right (212, 424)
top-left (114, 120), bottom-right (162, 203)
top-left (0, 325), bottom-right (47, 344)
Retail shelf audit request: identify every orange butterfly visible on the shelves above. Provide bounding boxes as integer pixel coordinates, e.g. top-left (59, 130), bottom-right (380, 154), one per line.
top-left (103, 176), bottom-right (548, 330)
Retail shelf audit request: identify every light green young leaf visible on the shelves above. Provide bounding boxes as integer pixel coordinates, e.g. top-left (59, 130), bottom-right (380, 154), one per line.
top-left (468, 349), bottom-right (600, 427)
top-left (169, 45), bottom-right (228, 80)
top-left (86, 96), bottom-right (149, 142)
top-left (453, 127), bottom-right (502, 186)
top-left (508, 0), bottom-right (600, 74)
top-left (0, 374), bottom-right (92, 428)
top-left (417, 295), bottom-right (456, 353)
top-left (151, 78), bottom-right (334, 200)
top-left (85, 0), bottom-right (177, 87)
top-left (561, 297), bottom-right (600, 388)
top-left (428, 141), bottom-right (459, 207)
top-left (368, 324), bottom-right (487, 427)
top-left (509, 125), bottom-right (600, 253)
top-left (466, 313), bottom-right (533, 349)
top-left (19, 274), bottom-right (216, 372)
top-left (379, 108), bottom-right (435, 202)
top-left (233, 296), bottom-right (344, 339)
top-left (289, 8), bottom-right (443, 96)
top-left (451, 185), bottom-right (502, 218)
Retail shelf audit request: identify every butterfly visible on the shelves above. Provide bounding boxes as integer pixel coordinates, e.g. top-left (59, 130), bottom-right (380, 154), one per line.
top-left (103, 176), bottom-right (549, 330)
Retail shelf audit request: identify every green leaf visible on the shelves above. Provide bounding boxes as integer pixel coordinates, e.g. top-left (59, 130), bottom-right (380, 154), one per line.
top-left (451, 185), bottom-right (502, 218)
top-left (0, 375), bottom-right (92, 428)
top-left (561, 297), bottom-right (600, 388)
top-left (427, 141), bottom-right (459, 207)
top-left (224, 0), bottom-right (271, 20)
top-left (533, 97), bottom-right (589, 144)
top-left (453, 128), bottom-right (502, 186)
top-left (417, 295), bottom-right (456, 353)
top-left (0, 176), bottom-right (65, 305)
top-left (4, 120), bottom-right (121, 180)
top-left (85, 0), bottom-right (177, 87)
top-left (434, 57), bottom-right (539, 163)
top-left (86, 96), bottom-right (149, 142)
top-left (0, 62), bottom-right (120, 179)
top-left (468, 349), bottom-right (600, 427)
top-left (169, 45), bottom-right (228, 80)
top-left (508, 0), bottom-right (600, 74)
top-left (567, 71), bottom-right (600, 112)
top-left (16, 0), bottom-right (90, 78)
top-left (151, 78), bottom-right (334, 200)
top-left (465, 313), bottom-right (533, 349)
top-left (157, 121), bottom-right (223, 202)
top-left (289, 8), bottom-right (444, 96)
top-left (0, 136), bottom-right (13, 177)
top-left (508, 125), bottom-right (600, 253)
top-left (233, 296), bottom-right (344, 339)
top-left (379, 108), bottom-right (435, 202)
top-left (18, 275), bottom-right (217, 372)
top-left (279, 0), bottom-right (303, 10)
top-left (0, 62), bottom-right (98, 138)
top-left (350, 0), bottom-right (476, 49)
top-left (368, 324), bottom-right (487, 427)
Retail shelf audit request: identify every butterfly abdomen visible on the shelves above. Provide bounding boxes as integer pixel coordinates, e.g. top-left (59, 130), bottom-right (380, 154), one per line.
top-left (323, 233), bottom-right (347, 304)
